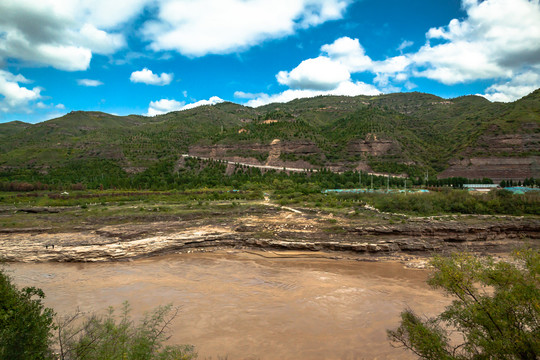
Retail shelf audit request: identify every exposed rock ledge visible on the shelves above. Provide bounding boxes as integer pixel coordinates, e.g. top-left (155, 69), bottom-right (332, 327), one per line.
top-left (1, 219), bottom-right (538, 263)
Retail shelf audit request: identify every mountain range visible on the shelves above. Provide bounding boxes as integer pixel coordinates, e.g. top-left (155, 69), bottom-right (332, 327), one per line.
top-left (1, 89), bottom-right (539, 181)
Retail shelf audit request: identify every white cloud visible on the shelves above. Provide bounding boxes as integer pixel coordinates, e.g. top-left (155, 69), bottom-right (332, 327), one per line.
top-left (0, 0), bottom-right (351, 71)
top-left (280, 0), bottom-right (540, 100)
top-left (283, 0), bottom-right (540, 101)
top-left (0, 70), bottom-right (41, 113)
top-left (246, 80), bottom-right (380, 107)
top-left (319, 37), bottom-right (412, 85)
top-left (77, 79), bottom-right (104, 87)
top-left (234, 91), bottom-right (266, 99)
top-left (480, 70), bottom-right (540, 102)
top-left (0, 0), bottom-right (136, 71)
top-left (147, 99), bottom-right (185, 116)
top-left (78, 24), bottom-right (126, 55)
top-left (182, 96), bottom-right (224, 110)
top-left (236, 34), bottom-right (388, 107)
top-left (142, 0), bottom-right (351, 57)
top-left (146, 96), bottom-right (224, 116)
top-left (130, 68), bottom-right (173, 86)
top-left (321, 37), bottom-right (373, 72)
top-left (71, 0), bottom-right (152, 29)
top-left (277, 56), bottom-right (350, 90)
top-left (372, 56), bottom-right (411, 74)
top-left (35, 101), bottom-right (66, 110)
top-left (412, 0), bottom-right (540, 84)
top-left (397, 40), bottom-right (413, 52)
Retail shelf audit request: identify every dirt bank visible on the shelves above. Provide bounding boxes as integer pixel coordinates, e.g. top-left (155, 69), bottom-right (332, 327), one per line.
top-left (1, 204), bottom-right (538, 263)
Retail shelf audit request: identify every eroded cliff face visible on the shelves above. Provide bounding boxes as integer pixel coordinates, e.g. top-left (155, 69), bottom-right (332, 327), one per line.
top-left (189, 140), bottom-right (322, 169)
top-left (188, 135), bottom-right (402, 172)
top-left (345, 136), bottom-right (399, 157)
top-left (438, 156), bottom-right (539, 181)
top-left (439, 131), bottom-right (540, 181)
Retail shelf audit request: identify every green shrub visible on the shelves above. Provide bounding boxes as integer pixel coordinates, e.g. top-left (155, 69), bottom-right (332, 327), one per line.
top-left (388, 250), bottom-right (540, 359)
top-left (57, 302), bottom-right (196, 360)
top-left (0, 269), bottom-right (56, 360)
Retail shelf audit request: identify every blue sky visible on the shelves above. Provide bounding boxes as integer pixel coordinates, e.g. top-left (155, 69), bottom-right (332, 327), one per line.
top-left (1, 0), bottom-right (539, 123)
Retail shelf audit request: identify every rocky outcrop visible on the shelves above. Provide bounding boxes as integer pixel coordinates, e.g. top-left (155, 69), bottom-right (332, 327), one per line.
top-left (439, 129), bottom-right (540, 181)
top-left (346, 136), bottom-right (400, 157)
top-left (189, 141), bottom-right (324, 169)
top-left (438, 156), bottom-right (539, 181)
top-left (189, 135), bottom-right (406, 173)
top-left (474, 132), bottom-right (540, 155)
top-left (0, 227), bottom-right (239, 262)
top-left (1, 218), bottom-right (538, 262)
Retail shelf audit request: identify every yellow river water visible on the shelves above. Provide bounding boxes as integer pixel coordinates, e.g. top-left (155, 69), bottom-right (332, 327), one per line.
top-left (7, 251), bottom-right (449, 359)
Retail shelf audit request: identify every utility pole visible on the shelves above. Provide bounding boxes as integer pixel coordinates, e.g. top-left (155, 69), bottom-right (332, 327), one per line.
top-left (404, 179), bottom-right (407, 194)
top-left (371, 174), bottom-right (373, 191)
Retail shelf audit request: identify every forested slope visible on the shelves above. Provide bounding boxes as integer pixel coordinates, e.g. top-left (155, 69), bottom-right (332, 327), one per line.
top-left (0, 89), bottom-right (538, 181)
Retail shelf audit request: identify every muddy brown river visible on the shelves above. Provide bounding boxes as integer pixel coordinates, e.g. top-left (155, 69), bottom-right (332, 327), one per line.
top-left (6, 251), bottom-right (449, 359)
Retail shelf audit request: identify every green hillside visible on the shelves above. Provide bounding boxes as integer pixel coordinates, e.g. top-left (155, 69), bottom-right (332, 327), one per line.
top-left (0, 90), bottom-right (538, 180)
top-left (0, 121), bottom-right (30, 140)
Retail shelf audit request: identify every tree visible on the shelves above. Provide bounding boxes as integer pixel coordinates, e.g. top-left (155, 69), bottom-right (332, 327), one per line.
top-left (387, 250), bottom-right (540, 359)
top-left (57, 302), bottom-right (196, 360)
top-left (0, 268), bottom-right (56, 359)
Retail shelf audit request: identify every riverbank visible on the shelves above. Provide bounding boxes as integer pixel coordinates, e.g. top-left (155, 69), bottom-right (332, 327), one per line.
top-left (1, 199), bottom-right (538, 263)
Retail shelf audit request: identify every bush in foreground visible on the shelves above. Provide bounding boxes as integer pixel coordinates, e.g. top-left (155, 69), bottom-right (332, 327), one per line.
top-left (57, 302), bottom-right (196, 360)
top-left (0, 267), bottom-right (195, 360)
top-left (387, 250), bottom-right (540, 359)
top-left (0, 268), bottom-right (56, 359)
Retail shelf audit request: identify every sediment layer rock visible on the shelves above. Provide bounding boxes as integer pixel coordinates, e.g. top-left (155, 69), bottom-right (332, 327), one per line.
top-left (1, 218), bottom-right (538, 262)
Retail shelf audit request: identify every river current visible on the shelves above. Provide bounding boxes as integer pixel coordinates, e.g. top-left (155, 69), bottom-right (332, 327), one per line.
top-left (7, 251), bottom-right (448, 359)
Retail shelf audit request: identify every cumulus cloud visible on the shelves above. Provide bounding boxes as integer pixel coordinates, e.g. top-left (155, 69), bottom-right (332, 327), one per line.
top-left (130, 68), bottom-right (173, 86)
top-left (78, 24), bottom-right (126, 55)
top-left (320, 37), bottom-right (373, 72)
top-left (480, 70), bottom-right (540, 102)
top-left (241, 36), bottom-right (389, 107)
top-left (146, 96), bottom-right (224, 116)
top-left (0, 0), bottom-right (135, 71)
top-left (412, 0), bottom-right (540, 85)
top-left (318, 36), bottom-right (412, 88)
top-left (182, 96), bottom-right (225, 110)
top-left (147, 99), bottom-right (185, 116)
top-left (0, 70), bottom-right (41, 113)
top-left (77, 79), bottom-right (104, 87)
top-left (0, 0), bottom-right (352, 69)
top-left (247, 81), bottom-right (380, 107)
top-left (264, 0), bottom-right (540, 103)
top-left (277, 56), bottom-right (350, 90)
top-left (142, 0), bottom-right (351, 57)
top-left (234, 91), bottom-right (266, 99)
top-left (35, 101), bottom-right (66, 110)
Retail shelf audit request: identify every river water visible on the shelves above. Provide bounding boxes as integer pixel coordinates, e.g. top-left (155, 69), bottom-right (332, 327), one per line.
top-left (6, 251), bottom-right (449, 359)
